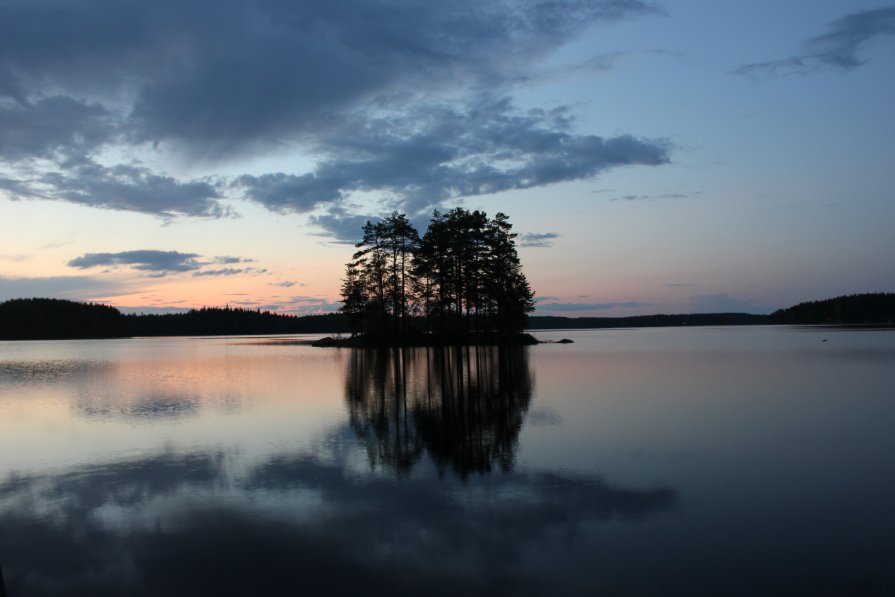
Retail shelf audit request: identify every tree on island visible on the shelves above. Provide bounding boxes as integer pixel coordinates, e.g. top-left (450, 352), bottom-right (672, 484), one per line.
top-left (340, 209), bottom-right (535, 344)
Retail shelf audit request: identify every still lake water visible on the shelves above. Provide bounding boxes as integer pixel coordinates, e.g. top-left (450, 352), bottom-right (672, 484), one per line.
top-left (1, 326), bottom-right (894, 596)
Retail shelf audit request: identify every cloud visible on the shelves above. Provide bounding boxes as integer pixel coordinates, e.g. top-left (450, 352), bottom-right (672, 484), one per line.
top-left (39, 159), bottom-right (228, 218)
top-left (117, 306), bottom-right (191, 315)
top-left (0, 275), bottom-right (129, 302)
top-left (0, 0), bottom-right (668, 223)
top-left (235, 173), bottom-right (342, 214)
top-left (213, 256), bottom-right (250, 264)
top-left (280, 295), bottom-right (342, 315)
top-left (665, 283), bottom-right (697, 288)
top-left (688, 293), bottom-right (759, 313)
top-left (519, 232), bottom-right (560, 248)
top-left (736, 7), bottom-right (895, 77)
top-left (192, 267), bottom-right (262, 277)
top-left (536, 301), bottom-right (650, 312)
top-left (0, 253), bottom-right (30, 262)
top-left (66, 250), bottom-right (261, 278)
top-left (609, 192), bottom-right (690, 202)
top-left (269, 281), bottom-right (305, 288)
top-left (309, 207), bottom-right (379, 244)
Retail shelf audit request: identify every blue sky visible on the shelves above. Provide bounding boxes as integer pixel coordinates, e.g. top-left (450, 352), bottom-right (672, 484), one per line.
top-left (1, 0), bottom-right (893, 316)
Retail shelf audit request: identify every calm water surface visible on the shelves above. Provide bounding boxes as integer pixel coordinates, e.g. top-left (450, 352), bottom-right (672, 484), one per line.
top-left (1, 327), bottom-right (893, 595)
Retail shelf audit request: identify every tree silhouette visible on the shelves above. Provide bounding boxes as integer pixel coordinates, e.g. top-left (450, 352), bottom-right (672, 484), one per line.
top-left (340, 208), bottom-right (535, 343)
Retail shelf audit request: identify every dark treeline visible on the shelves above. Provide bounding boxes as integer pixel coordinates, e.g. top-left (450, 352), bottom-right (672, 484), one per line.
top-left (125, 308), bottom-right (346, 337)
top-left (529, 312), bottom-right (769, 329)
top-left (4, 293), bottom-right (893, 341)
top-left (0, 298), bottom-right (126, 340)
top-left (0, 298), bottom-right (347, 340)
top-left (340, 209), bottom-right (534, 344)
top-left (768, 293), bottom-right (895, 324)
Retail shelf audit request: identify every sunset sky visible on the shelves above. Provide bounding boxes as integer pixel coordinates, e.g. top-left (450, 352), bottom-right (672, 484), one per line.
top-left (1, 0), bottom-right (893, 316)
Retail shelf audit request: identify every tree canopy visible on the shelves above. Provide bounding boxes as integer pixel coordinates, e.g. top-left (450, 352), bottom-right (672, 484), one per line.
top-left (340, 209), bottom-right (535, 343)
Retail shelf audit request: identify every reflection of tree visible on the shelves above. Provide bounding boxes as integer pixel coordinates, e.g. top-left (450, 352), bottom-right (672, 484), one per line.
top-left (345, 346), bottom-right (533, 478)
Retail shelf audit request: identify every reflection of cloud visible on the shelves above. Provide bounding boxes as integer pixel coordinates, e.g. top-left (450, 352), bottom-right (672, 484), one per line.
top-left (736, 7), bottom-right (895, 77)
top-left (78, 393), bottom-right (199, 421)
top-left (0, 442), bottom-right (675, 595)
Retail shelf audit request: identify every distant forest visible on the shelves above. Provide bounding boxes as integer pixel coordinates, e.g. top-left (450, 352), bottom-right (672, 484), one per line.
top-left (0, 298), bottom-right (344, 340)
top-left (1, 293), bottom-right (893, 340)
top-left (768, 293), bottom-right (895, 325)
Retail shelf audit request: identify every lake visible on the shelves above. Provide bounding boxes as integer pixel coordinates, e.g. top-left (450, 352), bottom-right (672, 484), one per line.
top-left (1, 326), bottom-right (894, 596)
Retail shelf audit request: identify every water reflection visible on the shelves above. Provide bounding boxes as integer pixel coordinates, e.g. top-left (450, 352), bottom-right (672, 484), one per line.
top-left (0, 345), bottom-right (679, 595)
top-left (346, 346), bottom-right (532, 478)
top-left (0, 442), bottom-right (675, 596)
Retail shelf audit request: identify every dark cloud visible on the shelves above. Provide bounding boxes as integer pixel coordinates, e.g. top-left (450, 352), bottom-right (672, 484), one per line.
top-left (0, 95), bottom-right (114, 160)
top-left (519, 232), bottom-right (560, 248)
top-left (192, 268), bottom-right (248, 277)
top-left (609, 192), bottom-right (689, 202)
top-left (213, 256), bottom-right (250, 264)
top-left (192, 267), bottom-right (265, 277)
top-left (736, 7), bottom-right (895, 77)
top-left (3, 156), bottom-right (227, 218)
top-left (536, 301), bottom-right (649, 312)
top-left (235, 172), bottom-right (342, 214)
top-left (39, 160), bottom-right (227, 218)
top-left (68, 250), bottom-right (203, 274)
top-left (309, 207), bottom-right (379, 243)
top-left (0, 0), bottom-right (668, 224)
top-left (0, 0), bottom-right (660, 155)
top-left (269, 281), bottom-right (304, 288)
top-left (249, 98), bottom-right (670, 215)
top-left (67, 250), bottom-right (261, 278)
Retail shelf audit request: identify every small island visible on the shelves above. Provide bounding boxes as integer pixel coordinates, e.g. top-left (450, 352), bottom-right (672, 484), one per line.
top-left (329, 208), bottom-right (536, 347)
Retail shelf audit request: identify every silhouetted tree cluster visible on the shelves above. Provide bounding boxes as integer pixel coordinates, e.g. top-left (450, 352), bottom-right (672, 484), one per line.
top-left (341, 209), bottom-right (535, 342)
top-left (769, 293), bottom-right (895, 325)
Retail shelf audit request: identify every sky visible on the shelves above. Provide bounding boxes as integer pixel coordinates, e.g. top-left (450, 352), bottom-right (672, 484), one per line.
top-left (1, 0), bottom-right (893, 317)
